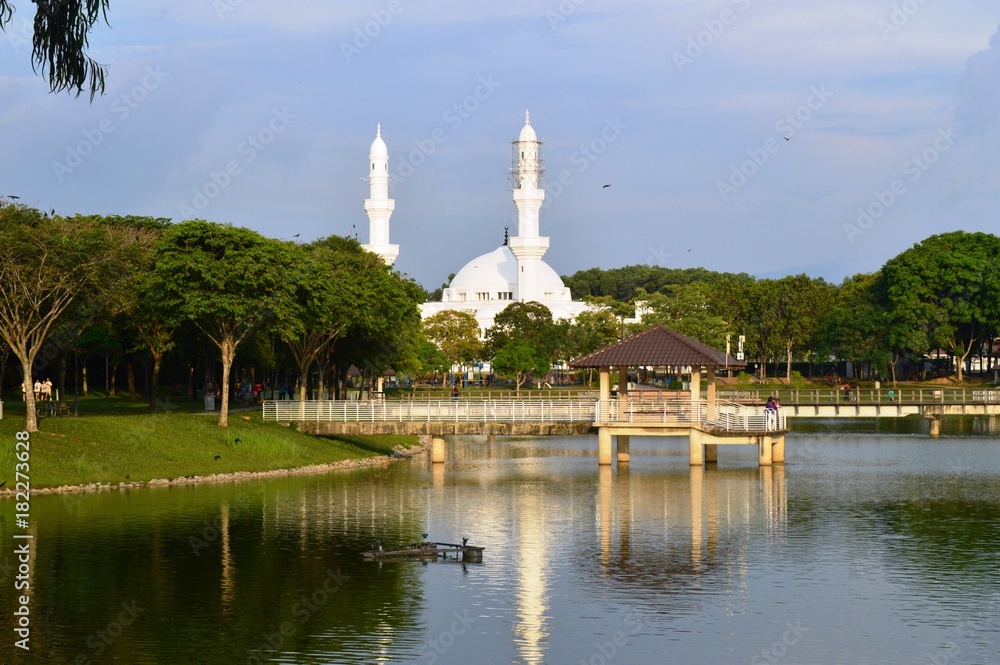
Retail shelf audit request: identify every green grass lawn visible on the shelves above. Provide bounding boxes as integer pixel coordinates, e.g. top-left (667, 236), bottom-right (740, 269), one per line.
top-left (0, 394), bottom-right (418, 489)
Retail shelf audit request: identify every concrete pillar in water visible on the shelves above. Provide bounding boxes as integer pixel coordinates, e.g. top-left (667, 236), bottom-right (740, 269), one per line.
top-left (758, 435), bottom-right (773, 466)
top-left (598, 428), bottom-right (613, 465)
top-left (771, 434), bottom-right (785, 463)
top-left (704, 444), bottom-right (718, 464)
top-left (927, 416), bottom-right (941, 438)
top-left (689, 429), bottom-right (704, 466)
top-left (616, 435), bottom-right (630, 463)
top-left (431, 436), bottom-right (446, 464)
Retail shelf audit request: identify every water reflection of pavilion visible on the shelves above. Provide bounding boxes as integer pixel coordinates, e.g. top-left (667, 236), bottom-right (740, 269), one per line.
top-left (592, 465), bottom-right (787, 604)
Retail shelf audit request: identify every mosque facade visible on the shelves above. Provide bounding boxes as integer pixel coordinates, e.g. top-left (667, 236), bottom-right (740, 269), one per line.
top-left (361, 113), bottom-right (590, 332)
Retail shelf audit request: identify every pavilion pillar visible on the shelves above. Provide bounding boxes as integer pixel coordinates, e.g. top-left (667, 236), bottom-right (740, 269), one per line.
top-left (618, 366), bottom-right (628, 393)
top-left (616, 435), bottom-right (630, 464)
top-left (689, 429), bottom-right (704, 466)
top-left (704, 444), bottom-right (718, 464)
top-left (690, 366), bottom-right (701, 423)
top-left (706, 366), bottom-right (716, 404)
top-left (431, 436), bottom-right (446, 464)
top-left (599, 367), bottom-right (610, 402)
top-left (758, 435), bottom-right (773, 466)
top-left (771, 434), bottom-right (785, 463)
top-left (927, 415), bottom-right (941, 438)
top-left (598, 428), bottom-right (613, 466)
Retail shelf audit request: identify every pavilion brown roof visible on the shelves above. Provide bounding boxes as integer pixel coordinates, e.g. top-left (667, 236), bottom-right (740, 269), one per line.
top-left (569, 325), bottom-right (746, 369)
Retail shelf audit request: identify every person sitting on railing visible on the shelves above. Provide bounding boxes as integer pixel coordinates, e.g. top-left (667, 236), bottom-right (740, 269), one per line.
top-left (610, 384), bottom-right (619, 399)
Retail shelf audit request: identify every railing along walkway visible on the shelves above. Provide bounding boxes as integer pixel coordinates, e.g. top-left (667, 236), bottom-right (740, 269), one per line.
top-left (263, 398), bottom-right (785, 433)
top-left (718, 387), bottom-right (1000, 405)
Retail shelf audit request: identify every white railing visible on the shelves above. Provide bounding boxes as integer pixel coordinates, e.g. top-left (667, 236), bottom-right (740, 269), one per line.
top-left (263, 398), bottom-right (785, 433)
top-left (263, 399), bottom-right (597, 423)
top-left (718, 388), bottom-right (1000, 405)
top-left (595, 398), bottom-right (785, 432)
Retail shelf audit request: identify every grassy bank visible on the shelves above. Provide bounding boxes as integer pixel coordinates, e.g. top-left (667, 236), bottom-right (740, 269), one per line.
top-left (0, 396), bottom-right (418, 489)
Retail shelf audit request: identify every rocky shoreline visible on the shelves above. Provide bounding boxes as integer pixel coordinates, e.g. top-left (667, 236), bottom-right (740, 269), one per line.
top-left (3, 436), bottom-right (431, 496)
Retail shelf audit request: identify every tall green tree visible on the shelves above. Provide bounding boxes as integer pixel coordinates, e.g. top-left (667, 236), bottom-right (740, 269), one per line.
top-left (0, 1), bottom-right (110, 99)
top-left (485, 302), bottom-right (559, 360)
top-left (880, 231), bottom-right (1000, 382)
top-left (770, 275), bottom-right (834, 383)
top-left (0, 205), bottom-right (150, 430)
top-left (148, 220), bottom-right (295, 426)
top-left (423, 310), bottom-right (483, 377)
top-left (637, 283), bottom-right (730, 349)
top-left (492, 338), bottom-right (550, 394)
top-left (820, 274), bottom-right (905, 382)
top-left (280, 237), bottom-right (389, 401)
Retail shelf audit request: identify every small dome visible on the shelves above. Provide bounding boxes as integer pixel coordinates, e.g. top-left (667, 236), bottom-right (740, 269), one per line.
top-left (518, 111), bottom-right (537, 143)
top-left (370, 124), bottom-right (388, 158)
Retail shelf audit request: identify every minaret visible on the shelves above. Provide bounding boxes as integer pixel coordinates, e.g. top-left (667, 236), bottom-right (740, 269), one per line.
top-left (508, 111), bottom-right (549, 302)
top-left (362, 124), bottom-right (399, 265)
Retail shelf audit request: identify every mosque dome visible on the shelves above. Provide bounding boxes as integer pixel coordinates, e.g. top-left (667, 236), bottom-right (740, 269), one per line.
top-left (444, 245), bottom-right (569, 304)
top-left (370, 124), bottom-right (388, 158)
top-left (448, 246), bottom-right (517, 298)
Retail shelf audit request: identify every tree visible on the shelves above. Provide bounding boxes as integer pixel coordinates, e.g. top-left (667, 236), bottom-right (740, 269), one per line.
top-left (147, 221), bottom-right (295, 427)
top-left (279, 237), bottom-right (379, 401)
top-left (637, 283), bottom-right (730, 348)
top-left (567, 308), bottom-right (621, 359)
top-left (486, 302), bottom-right (559, 358)
top-left (770, 275), bottom-right (834, 383)
top-left (0, 205), bottom-right (150, 431)
top-left (880, 231), bottom-right (1000, 382)
top-left (492, 338), bottom-right (549, 393)
top-left (0, 1), bottom-right (111, 99)
top-left (423, 310), bottom-right (483, 378)
top-left (819, 274), bottom-right (905, 383)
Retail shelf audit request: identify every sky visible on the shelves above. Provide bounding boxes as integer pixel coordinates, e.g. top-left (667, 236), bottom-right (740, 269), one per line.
top-left (1, 1), bottom-right (999, 293)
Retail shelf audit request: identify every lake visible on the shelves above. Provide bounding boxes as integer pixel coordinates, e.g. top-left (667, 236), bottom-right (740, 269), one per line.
top-left (3, 417), bottom-right (999, 664)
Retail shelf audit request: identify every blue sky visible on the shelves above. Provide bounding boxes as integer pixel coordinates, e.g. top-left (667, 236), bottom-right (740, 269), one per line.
top-left (1, 1), bottom-right (998, 292)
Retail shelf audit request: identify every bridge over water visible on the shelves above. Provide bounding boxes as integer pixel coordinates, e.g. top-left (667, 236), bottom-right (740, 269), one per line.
top-left (263, 396), bottom-right (788, 466)
top-left (719, 387), bottom-right (1000, 436)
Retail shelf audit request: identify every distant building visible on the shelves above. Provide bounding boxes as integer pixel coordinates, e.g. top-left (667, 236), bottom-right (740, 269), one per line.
top-left (360, 114), bottom-right (589, 332)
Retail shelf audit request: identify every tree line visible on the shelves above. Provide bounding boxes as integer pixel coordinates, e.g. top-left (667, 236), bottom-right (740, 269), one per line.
top-left (0, 205), bottom-right (422, 431)
top-left (4, 200), bottom-right (997, 430)
top-left (425, 231), bottom-right (1000, 390)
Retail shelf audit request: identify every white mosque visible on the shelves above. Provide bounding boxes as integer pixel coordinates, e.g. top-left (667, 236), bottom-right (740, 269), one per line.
top-left (361, 112), bottom-right (590, 331)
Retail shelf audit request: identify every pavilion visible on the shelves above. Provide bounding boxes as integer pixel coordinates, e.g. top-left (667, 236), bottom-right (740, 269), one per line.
top-left (570, 326), bottom-right (786, 466)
